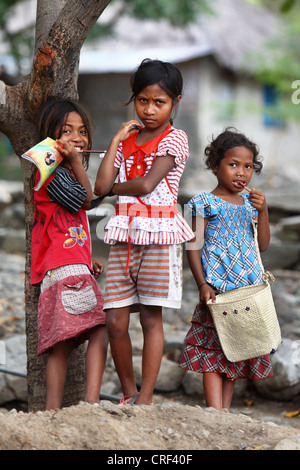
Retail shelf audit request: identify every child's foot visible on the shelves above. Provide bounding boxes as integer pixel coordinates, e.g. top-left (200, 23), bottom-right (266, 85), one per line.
top-left (134, 393), bottom-right (153, 406)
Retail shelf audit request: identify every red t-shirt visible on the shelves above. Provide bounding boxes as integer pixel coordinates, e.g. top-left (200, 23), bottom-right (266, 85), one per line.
top-left (31, 173), bottom-right (92, 285)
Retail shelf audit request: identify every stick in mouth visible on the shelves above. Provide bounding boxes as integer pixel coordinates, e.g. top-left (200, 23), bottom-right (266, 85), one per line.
top-left (244, 186), bottom-right (251, 192)
top-left (79, 149), bottom-right (106, 153)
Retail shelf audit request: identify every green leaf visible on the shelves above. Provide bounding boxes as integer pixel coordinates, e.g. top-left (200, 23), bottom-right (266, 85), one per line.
top-left (280, 0), bottom-right (296, 13)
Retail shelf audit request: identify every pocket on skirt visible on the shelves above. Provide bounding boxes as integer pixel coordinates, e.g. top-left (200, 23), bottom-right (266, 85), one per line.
top-left (61, 279), bottom-right (97, 315)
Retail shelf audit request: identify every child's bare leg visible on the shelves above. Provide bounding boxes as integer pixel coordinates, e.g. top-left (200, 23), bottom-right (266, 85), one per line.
top-left (45, 339), bottom-right (74, 410)
top-left (135, 304), bottom-right (164, 405)
top-left (203, 372), bottom-right (235, 410)
top-left (203, 372), bottom-right (223, 410)
top-left (85, 325), bottom-right (108, 404)
top-left (106, 307), bottom-right (138, 399)
top-left (222, 376), bottom-right (235, 410)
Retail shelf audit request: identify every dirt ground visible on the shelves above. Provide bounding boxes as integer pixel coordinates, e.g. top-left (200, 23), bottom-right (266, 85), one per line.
top-left (1, 251), bottom-right (300, 452)
top-left (0, 395), bottom-right (299, 451)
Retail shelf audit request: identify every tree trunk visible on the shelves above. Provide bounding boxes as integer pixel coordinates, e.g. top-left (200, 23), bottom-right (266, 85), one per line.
top-left (0, 0), bottom-right (111, 411)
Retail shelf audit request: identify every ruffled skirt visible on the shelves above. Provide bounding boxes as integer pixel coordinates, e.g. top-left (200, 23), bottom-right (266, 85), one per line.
top-left (179, 303), bottom-right (273, 380)
top-left (104, 212), bottom-right (194, 246)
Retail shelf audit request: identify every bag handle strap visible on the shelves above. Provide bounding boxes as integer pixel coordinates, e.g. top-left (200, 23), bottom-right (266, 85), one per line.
top-left (252, 219), bottom-right (275, 285)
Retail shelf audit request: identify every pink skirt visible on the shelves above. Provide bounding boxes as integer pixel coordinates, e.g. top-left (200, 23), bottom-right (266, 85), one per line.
top-left (37, 265), bottom-right (105, 355)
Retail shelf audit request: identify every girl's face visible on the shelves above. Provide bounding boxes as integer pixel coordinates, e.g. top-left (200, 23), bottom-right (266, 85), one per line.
top-left (59, 111), bottom-right (89, 151)
top-left (214, 146), bottom-right (254, 193)
top-left (135, 83), bottom-right (181, 132)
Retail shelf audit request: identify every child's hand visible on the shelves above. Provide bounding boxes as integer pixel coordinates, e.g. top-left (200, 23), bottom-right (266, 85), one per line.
top-left (248, 188), bottom-right (268, 213)
top-left (92, 259), bottom-right (104, 279)
top-left (199, 283), bottom-right (216, 304)
top-left (113, 120), bottom-right (141, 144)
top-left (55, 140), bottom-right (79, 163)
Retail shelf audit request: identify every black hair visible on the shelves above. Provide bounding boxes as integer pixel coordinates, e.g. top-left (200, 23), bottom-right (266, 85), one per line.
top-left (37, 98), bottom-right (92, 170)
top-left (29, 98), bottom-right (93, 200)
top-left (204, 127), bottom-right (263, 174)
top-left (128, 58), bottom-right (183, 105)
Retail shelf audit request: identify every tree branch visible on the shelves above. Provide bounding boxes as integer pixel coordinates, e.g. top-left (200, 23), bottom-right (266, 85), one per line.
top-left (29, 0), bottom-right (111, 112)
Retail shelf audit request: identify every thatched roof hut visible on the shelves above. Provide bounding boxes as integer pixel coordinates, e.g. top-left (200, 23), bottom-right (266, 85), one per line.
top-left (80, 0), bottom-right (280, 75)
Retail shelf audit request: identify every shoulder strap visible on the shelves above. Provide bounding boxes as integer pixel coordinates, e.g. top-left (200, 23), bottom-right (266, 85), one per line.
top-left (252, 219), bottom-right (275, 284)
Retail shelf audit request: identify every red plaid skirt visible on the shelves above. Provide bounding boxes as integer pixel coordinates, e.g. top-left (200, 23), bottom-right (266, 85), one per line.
top-left (179, 302), bottom-right (273, 380)
top-left (37, 272), bottom-right (105, 355)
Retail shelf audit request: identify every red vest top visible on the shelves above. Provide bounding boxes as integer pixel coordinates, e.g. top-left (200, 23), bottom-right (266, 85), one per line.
top-left (31, 173), bottom-right (92, 285)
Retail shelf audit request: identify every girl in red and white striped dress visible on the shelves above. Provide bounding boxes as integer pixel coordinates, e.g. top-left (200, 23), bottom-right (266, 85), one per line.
top-left (94, 59), bottom-right (193, 405)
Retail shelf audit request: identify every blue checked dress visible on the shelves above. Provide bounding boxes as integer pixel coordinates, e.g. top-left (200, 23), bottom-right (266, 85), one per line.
top-left (179, 192), bottom-right (273, 380)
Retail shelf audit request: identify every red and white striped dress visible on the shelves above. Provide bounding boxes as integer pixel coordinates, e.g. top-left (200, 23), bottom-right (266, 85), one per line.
top-left (104, 124), bottom-right (194, 246)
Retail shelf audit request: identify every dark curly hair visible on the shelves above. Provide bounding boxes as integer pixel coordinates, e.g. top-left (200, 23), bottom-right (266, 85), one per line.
top-left (204, 127), bottom-right (263, 174)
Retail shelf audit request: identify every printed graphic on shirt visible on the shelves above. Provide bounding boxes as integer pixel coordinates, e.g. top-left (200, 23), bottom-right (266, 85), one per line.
top-left (63, 225), bottom-right (87, 249)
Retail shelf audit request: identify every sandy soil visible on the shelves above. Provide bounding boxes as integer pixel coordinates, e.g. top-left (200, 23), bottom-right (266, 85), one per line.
top-left (0, 396), bottom-right (299, 451)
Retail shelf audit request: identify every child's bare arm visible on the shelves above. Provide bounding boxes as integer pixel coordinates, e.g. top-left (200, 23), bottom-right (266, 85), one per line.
top-left (111, 154), bottom-right (175, 197)
top-left (187, 216), bottom-right (216, 303)
top-left (94, 120), bottom-right (140, 196)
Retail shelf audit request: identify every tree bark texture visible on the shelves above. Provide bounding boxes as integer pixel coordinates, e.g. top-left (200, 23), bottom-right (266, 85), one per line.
top-left (0, 0), bottom-right (111, 411)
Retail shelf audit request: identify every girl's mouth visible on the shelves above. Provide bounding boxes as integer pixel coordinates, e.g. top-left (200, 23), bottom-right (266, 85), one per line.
top-left (233, 180), bottom-right (246, 189)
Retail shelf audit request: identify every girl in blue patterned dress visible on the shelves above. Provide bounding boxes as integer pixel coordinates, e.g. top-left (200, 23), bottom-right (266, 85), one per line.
top-left (179, 127), bottom-right (273, 410)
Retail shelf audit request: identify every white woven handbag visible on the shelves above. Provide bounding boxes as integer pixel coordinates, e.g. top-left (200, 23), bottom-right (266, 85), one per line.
top-left (207, 220), bottom-right (281, 362)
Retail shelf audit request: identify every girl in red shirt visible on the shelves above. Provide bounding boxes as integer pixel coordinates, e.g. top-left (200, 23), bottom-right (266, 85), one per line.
top-left (31, 99), bottom-right (107, 409)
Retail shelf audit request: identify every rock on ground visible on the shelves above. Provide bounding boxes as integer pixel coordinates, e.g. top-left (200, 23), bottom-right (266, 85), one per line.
top-left (0, 401), bottom-right (299, 451)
